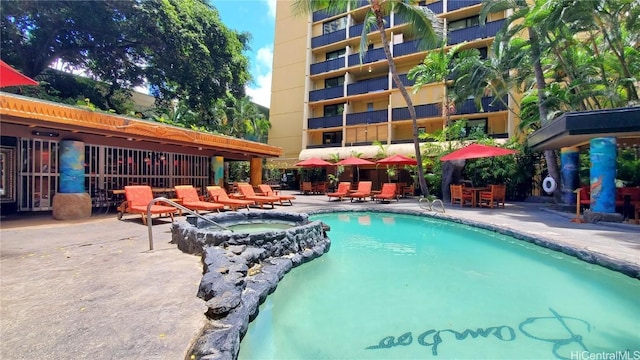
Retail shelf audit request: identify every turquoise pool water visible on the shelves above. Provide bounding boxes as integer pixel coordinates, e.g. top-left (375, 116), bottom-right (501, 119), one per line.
top-left (238, 212), bottom-right (640, 359)
top-left (226, 222), bottom-right (293, 233)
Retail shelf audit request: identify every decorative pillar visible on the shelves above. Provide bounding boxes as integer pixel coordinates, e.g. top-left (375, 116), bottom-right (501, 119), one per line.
top-left (249, 158), bottom-right (262, 186)
top-left (590, 137), bottom-right (617, 213)
top-left (560, 147), bottom-right (579, 205)
top-left (52, 140), bottom-right (91, 220)
top-left (211, 156), bottom-right (224, 187)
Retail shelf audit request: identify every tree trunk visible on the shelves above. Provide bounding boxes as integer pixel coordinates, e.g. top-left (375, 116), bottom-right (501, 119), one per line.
top-left (529, 27), bottom-right (562, 203)
top-left (374, 6), bottom-right (430, 196)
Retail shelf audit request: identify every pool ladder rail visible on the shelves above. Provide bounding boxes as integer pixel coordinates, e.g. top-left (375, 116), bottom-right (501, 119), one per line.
top-left (419, 196), bottom-right (446, 213)
top-left (146, 197), bottom-right (232, 251)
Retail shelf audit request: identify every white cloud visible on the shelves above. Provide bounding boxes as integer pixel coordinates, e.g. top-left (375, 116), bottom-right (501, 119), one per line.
top-left (247, 45), bottom-right (273, 108)
top-left (263, 0), bottom-right (277, 18)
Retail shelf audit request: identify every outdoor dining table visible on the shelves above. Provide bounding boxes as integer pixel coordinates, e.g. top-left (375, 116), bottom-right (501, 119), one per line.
top-left (466, 187), bottom-right (490, 208)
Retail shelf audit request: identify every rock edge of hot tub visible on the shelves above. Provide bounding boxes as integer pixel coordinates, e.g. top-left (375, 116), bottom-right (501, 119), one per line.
top-left (171, 211), bottom-right (331, 360)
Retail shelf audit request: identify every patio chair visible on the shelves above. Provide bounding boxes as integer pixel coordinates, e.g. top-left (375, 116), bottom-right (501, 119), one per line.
top-left (237, 183), bottom-right (279, 209)
top-left (327, 182), bottom-right (351, 202)
top-left (119, 185), bottom-right (177, 225)
top-left (301, 181), bottom-right (313, 195)
top-left (374, 183), bottom-right (398, 203)
top-left (401, 184), bottom-right (415, 198)
top-left (478, 184), bottom-right (506, 208)
top-left (257, 184), bottom-right (296, 206)
top-left (450, 184), bottom-right (473, 207)
top-left (347, 181), bottom-right (372, 202)
top-left (174, 185), bottom-right (224, 214)
top-left (314, 182), bottom-right (327, 194)
top-left (206, 186), bottom-right (254, 211)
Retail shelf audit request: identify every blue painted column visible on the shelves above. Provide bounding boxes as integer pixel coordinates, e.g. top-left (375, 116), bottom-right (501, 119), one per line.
top-left (59, 140), bottom-right (85, 193)
top-left (560, 147), bottom-right (579, 204)
top-left (590, 137), bottom-right (617, 213)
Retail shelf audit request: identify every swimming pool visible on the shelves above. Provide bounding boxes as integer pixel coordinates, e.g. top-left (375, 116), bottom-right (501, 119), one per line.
top-left (238, 212), bottom-right (640, 359)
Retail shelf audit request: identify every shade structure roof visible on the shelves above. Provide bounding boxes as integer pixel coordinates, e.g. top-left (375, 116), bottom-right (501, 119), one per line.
top-left (440, 143), bottom-right (518, 161)
top-left (0, 60), bottom-right (39, 88)
top-left (294, 157), bottom-right (333, 167)
top-left (336, 156), bottom-right (375, 166)
top-left (376, 154), bottom-right (417, 166)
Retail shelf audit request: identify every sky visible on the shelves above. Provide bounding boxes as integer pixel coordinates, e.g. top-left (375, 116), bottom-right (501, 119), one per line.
top-left (212, 0), bottom-right (277, 108)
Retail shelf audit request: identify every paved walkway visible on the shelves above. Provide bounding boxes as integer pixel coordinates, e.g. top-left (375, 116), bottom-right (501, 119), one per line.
top-left (1, 192), bottom-right (639, 359)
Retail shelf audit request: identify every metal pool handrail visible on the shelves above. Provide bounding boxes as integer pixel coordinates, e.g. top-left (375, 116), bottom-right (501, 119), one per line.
top-left (146, 197), bottom-right (232, 251)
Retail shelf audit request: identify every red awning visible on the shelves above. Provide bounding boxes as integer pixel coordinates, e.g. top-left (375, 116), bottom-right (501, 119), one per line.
top-left (336, 156), bottom-right (375, 166)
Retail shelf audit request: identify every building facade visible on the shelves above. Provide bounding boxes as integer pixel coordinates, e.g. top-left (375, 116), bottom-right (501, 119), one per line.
top-left (267, 0), bottom-right (518, 169)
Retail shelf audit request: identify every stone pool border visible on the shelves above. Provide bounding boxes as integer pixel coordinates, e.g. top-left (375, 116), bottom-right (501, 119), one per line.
top-left (171, 211), bottom-right (331, 360)
top-left (308, 207), bottom-right (640, 280)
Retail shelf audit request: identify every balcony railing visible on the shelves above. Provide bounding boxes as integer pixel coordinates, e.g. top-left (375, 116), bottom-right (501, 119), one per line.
top-left (456, 96), bottom-right (508, 115)
top-left (392, 103), bottom-right (440, 121)
top-left (348, 47), bottom-right (386, 66)
top-left (346, 109), bottom-right (388, 125)
top-left (347, 76), bottom-right (388, 96)
top-left (309, 86), bottom-right (344, 102)
top-left (425, 1), bottom-right (443, 14)
top-left (393, 39), bottom-right (420, 57)
top-left (448, 19), bottom-right (506, 45)
top-left (310, 57), bottom-right (345, 75)
top-left (348, 16), bottom-right (390, 38)
top-left (312, 10), bottom-right (331, 22)
top-left (392, 74), bottom-right (416, 88)
top-left (312, 29), bottom-right (347, 48)
top-left (308, 115), bottom-right (343, 129)
top-left (448, 0), bottom-right (481, 12)
top-left (307, 143), bottom-right (343, 149)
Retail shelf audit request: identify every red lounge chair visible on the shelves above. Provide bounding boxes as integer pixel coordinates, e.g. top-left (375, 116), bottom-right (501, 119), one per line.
top-left (206, 186), bottom-right (254, 211)
top-left (174, 185), bottom-right (224, 214)
top-left (374, 183), bottom-right (398, 203)
top-left (327, 182), bottom-right (351, 201)
top-left (120, 185), bottom-right (177, 225)
top-left (237, 183), bottom-right (279, 209)
top-left (257, 184), bottom-right (296, 205)
top-left (347, 181), bottom-right (372, 202)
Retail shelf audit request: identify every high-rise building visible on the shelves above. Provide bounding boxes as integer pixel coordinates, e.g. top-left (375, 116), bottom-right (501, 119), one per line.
top-left (267, 0), bottom-right (517, 170)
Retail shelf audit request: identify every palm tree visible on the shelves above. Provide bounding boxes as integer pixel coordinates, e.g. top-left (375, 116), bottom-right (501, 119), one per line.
top-left (408, 43), bottom-right (482, 126)
top-left (291, 0), bottom-right (443, 196)
top-left (481, 0), bottom-right (562, 201)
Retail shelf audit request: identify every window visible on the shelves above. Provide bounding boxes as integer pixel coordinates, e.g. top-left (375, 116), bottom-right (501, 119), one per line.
top-left (327, 49), bottom-right (346, 60)
top-left (448, 16), bottom-right (480, 31)
top-left (325, 76), bottom-right (344, 88)
top-left (323, 131), bottom-right (343, 144)
top-left (367, 103), bottom-right (374, 112)
top-left (324, 104), bottom-right (344, 117)
top-left (462, 118), bottom-right (487, 137)
top-left (323, 17), bottom-right (347, 34)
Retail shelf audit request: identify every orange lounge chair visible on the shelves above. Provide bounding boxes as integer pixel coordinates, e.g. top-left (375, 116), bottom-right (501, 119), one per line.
top-left (174, 185), bottom-right (224, 214)
top-left (237, 183), bottom-right (279, 209)
top-left (206, 186), bottom-right (254, 211)
top-left (374, 183), bottom-right (398, 203)
top-left (347, 181), bottom-right (372, 202)
top-left (120, 185), bottom-right (177, 225)
top-left (479, 184), bottom-right (506, 208)
top-left (257, 184), bottom-right (296, 205)
top-left (327, 182), bottom-right (351, 201)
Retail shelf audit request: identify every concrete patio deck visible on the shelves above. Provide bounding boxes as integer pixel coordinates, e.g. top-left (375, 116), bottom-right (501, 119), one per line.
top-left (1, 192), bottom-right (638, 359)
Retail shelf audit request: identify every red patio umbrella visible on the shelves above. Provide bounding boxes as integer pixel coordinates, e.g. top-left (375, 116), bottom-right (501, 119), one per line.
top-left (336, 156), bottom-right (375, 166)
top-left (294, 157), bottom-right (333, 167)
top-left (440, 143), bottom-right (518, 161)
top-left (0, 60), bottom-right (39, 88)
top-left (376, 154), bottom-right (417, 166)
